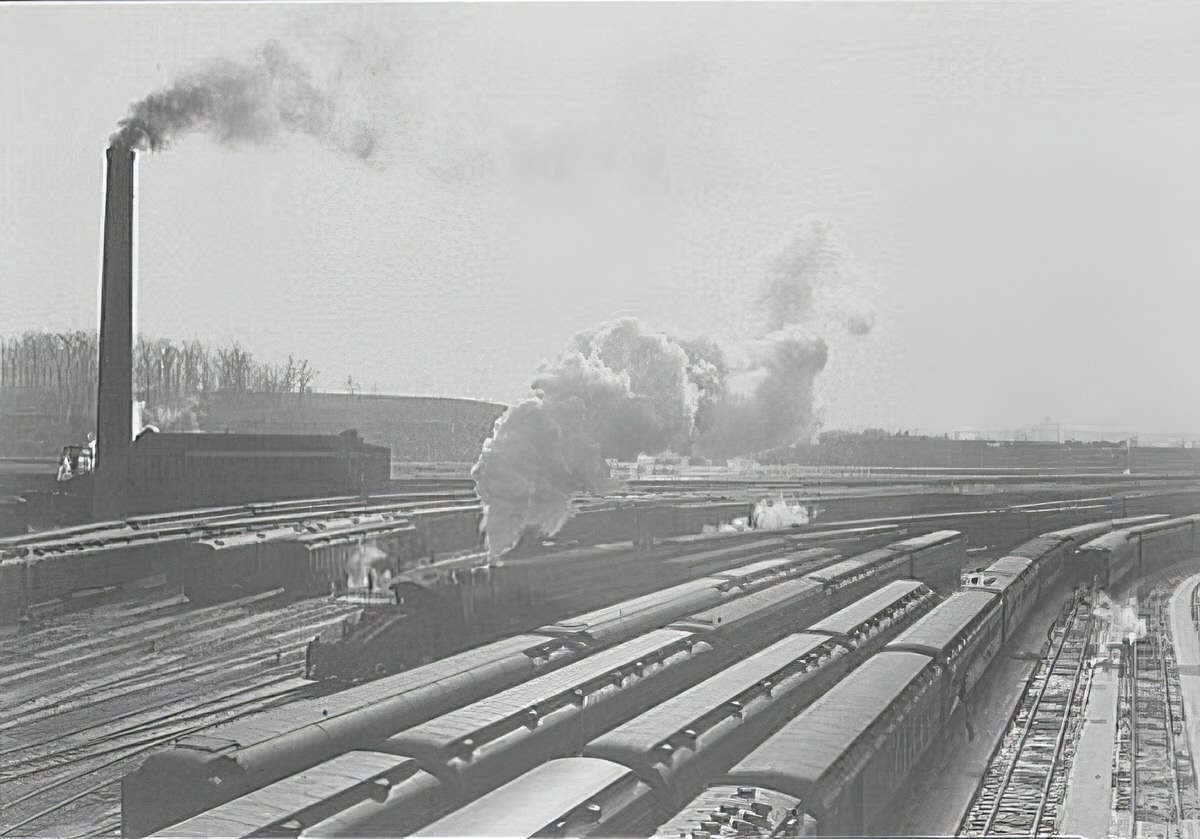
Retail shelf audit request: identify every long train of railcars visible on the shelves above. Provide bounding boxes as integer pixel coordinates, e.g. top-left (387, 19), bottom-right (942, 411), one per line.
top-left (304, 524), bottom-right (909, 681)
top-left (124, 531), bottom-right (965, 837)
top-left (178, 498), bottom-right (766, 606)
top-left (151, 579), bottom-right (941, 839)
top-left (306, 503), bottom-right (1135, 684)
top-left (654, 515), bottom-right (1177, 837)
top-left (306, 487), bottom-right (1200, 682)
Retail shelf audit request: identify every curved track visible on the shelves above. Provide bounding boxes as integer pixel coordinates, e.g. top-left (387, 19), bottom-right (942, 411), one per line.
top-left (959, 590), bottom-right (1093, 837)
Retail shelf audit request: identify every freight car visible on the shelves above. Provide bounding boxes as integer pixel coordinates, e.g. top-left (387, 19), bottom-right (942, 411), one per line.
top-left (179, 504), bottom-right (484, 605)
top-left (131, 530), bottom-right (965, 837)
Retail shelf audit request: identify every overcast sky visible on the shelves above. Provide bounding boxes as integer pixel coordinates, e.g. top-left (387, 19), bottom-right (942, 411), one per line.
top-left (1, 2), bottom-right (1197, 434)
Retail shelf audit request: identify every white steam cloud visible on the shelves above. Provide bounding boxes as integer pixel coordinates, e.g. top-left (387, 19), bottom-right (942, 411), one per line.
top-left (474, 214), bottom-right (876, 557)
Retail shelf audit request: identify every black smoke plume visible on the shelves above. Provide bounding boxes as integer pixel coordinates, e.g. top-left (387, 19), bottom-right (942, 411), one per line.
top-left (110, 41), bottom-right (379, 161)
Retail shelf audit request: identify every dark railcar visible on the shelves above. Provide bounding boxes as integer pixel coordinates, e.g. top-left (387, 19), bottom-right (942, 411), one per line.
top-left (708, 650), bottom-right (945, 837)
top-left (883, 590), bottom-right (1002, 714)
top-left (121, 632), bottom-right (582, 837)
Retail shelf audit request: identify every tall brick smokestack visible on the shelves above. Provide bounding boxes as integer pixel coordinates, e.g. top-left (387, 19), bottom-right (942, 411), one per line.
top-left (95, 144), bottom-right (136, 520)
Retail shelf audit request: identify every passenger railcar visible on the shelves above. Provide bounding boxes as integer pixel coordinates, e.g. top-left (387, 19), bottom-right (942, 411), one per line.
top-left (121, 631), bottom-right (581, 837)
top-left (409, 758), bottom-right (656, 839)
top-left (153, 751), bottom-right (423, 838)
top-left (582, 580), bottom-right (936, 823)
top-left (961, 556), bottom-right (1040, 640)
top-left (695, 650), bottom-right (945, 837)
top-left (883, 590), bottom-right (1002, 713)
top-left (318, 629), bottom-right (715, 835)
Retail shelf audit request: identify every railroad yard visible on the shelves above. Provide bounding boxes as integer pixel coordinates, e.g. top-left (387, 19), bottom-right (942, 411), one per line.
top-left (6, 6), bottom-right (1200, 835)
top-left (0, 483), bottom-right (1194, 838)
top-left (0, 587), bottom-right (361, 837)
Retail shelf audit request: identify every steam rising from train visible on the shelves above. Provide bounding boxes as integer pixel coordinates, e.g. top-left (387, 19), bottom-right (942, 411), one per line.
top-left (110, 40), bottom-right (379, 161)
top-left (475, 215), bottom-right (875, 556)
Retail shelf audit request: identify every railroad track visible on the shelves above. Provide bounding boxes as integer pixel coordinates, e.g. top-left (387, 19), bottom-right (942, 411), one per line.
top-left (1109, 584), bottom-right (1200, 838)
top-left (0, 589), bottom-right (361, 838)
top-left (958, 589), bottom-right (1094, 837)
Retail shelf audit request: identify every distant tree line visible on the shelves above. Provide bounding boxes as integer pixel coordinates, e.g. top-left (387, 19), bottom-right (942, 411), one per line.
top-left (0, 330), bottom-right (318, 431)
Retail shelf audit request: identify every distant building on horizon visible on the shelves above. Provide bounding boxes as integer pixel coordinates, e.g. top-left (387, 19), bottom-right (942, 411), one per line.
top-left (953, 423), bottom-right (1196, 448)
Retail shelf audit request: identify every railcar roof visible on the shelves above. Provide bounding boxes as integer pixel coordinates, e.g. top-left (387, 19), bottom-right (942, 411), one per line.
top-left (679, 579), bottom-right (821, 629)
top-left (1079, 531), bottom-right (1128, 552)
top-left (885, 590), bottom-right (997, 655)
top-left (984, 556), bottom-right (1034, 577)
top-left (181, 633), bottom-right (553, 748)
top-left (412, 758), bottom-right (632, 837)
top-left (725, 651), bottom-right (933, 799)
top-left (1129, 514), bottom-right (1200, 535)
top-left (1043, 521), bottom-right (1115, 540)
top-left (587, 633), bottom-right (833, 754)
top-left (888, 529), bottom-right (961, 550)
top-left (1009, 536), bottom-right (1066, 559)
top-left (155, 751), bottom-right (408, 837)
top-left (655, 785), bottom-right (806, 839)
top-left (806, 579), bottom-right (927, 637)
top-left (390, 629), bottom-right (695, 747)
top-left (805, 557), bottom-right (868, 583)
top-left (661, 538), bottom-right (790, 567)
top-left (196, 526), bottom-right (302, 548)
top-left (714, 549), bottom-right (834, 582)
top-left (540, 578), bottom-right (721, 633)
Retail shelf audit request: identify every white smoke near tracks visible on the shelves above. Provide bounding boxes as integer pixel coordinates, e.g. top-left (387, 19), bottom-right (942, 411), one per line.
top-left (474, 214), bottom-right (877, 556)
